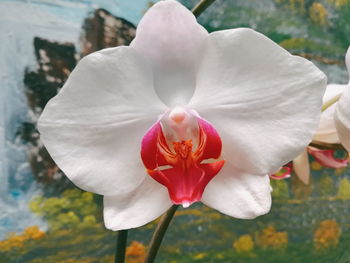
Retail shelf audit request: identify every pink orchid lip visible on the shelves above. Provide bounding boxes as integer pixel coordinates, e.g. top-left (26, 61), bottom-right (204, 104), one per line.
top-left (141, 107), bottom-right (225, 207)
top-left (269, 164), bottom-right (292, 180)
top-left (308, 147), bottom-right (349, 169)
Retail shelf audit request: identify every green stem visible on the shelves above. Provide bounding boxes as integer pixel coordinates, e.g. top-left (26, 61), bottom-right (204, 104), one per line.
top-left (144, 205), bottom-right (179, 263)
top-left (115, 230), bottom-right (128, 263)
top-left (192, 0), bottom-right (217, 17)
top-left (322, 94), bottom-right (341, 112)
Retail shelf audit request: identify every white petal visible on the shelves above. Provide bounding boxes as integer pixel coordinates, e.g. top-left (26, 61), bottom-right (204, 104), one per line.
top-left (335, 85), bottom-right (350, 152)
top-left (322, 84), bottom-right (346, 102)
top-left (131, 0), bottom-right (208, 107)
top-left (38, 47), bottom-right (167, 196)
top-left (104, 176), bottom-right (172, 231)
top-left (189, 28), bottom-right (327, 174)
top-left (346, 47), bottom-right (350, 75)
top-left (201, 162), bottom-right (271, 219)
top-left (335, 47), bottom-right (350, 152)
top-left (313, 84), bottom-right (346, 144)
top-left (292, 149), bottom-right (310, 185)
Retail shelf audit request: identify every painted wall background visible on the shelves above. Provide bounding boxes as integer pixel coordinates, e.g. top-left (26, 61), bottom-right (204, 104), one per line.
top-left (0, 0), bottom-right (350, 262)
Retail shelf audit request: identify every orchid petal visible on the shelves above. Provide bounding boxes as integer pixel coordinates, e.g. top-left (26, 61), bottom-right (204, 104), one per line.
top-left (335, 48), bottom-right (350, 152)
top-left (202, 163), bottom-right (271, 219)
top-left (346, 47), bottom-right (350, 75)
top-left (189, 28), bottom-right (327, 174)
top-left (313, 84), bottom-right (346, 144)
top-left (336, 113), bottom-right (350, 152)
top-left (38, 47), bottom-right (166, 196)
top-left (130, 0), bottom-right (208, 107)
top-left (292, 149), bottom-right (310, 185)
top-left (104, 176), bottom-right (172, 231)
top-left (308, 147), bottom-right (348, 169)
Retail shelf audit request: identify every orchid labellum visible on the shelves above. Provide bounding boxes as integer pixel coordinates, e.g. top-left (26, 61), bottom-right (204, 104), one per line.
top-left (38, 0), bottom-right (326, 231)
top-left (290, 48), bottom-right (350, 185)
top-left (269, 165), bottom-right (292, 180)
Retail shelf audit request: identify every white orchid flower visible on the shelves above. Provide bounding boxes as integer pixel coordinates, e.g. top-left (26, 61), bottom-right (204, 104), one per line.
top-left (292, 49), bottom-right (350, 185)
top-left (335, 47), bottom-right (350, 152)
top-left (38, 0), bottom-right (326, 231)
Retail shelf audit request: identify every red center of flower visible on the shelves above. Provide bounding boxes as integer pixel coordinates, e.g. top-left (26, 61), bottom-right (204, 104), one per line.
top-left (173, 140), bottom-right (192, 159)
top-left (141, 108), bottom-right (225, 207)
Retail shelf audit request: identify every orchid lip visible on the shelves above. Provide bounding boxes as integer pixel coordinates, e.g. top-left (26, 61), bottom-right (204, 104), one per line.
top-left (269, 165), bottom-right (292, 180)
top-left (308, 147), bottom-right (349, 169)
top-left (141, 107), bottom-right (225, 205)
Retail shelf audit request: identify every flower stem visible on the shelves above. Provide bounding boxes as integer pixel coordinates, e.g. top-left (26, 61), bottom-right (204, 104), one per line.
top-left (192, 0), bottom-right (217, 17)
top-left (115, 230), bottom-right (128, 263)
top-left (322, 94), bottom-right (342, 112)
top-left (144, 205), bottom-right (179, 263)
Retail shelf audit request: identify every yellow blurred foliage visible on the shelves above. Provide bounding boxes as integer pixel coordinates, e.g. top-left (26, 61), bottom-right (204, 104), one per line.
top-left (233, 234), bottom-right (255, 253)
top-left (328, 0), bottom-right (349, 8)
top-left (193, 252), bottom-right (207, 260)
top-left (335, 167), bottom-right (347, 175)
top-left (56, 259), bottom-right (94, 263)
top-left (0, 226), bottom-right (45, 251)
top-left (125, 241), bottom-right (146, 263)
top-left (289, 0), bottom-right (306, 13)
top-left (274, 0), bottom-right (305, 13)
top-left (24, 226), bottom-right (45, 240)
top-left (175, 209), bottom-right (203, 217)
top-left (256, 226), bottom-right (288, 249)
top-left (309, 2), bottom-right (329, 26)
top-left (314, 219), bottom-right (341, 250)
top-left (30, 189), bottom-right (99, 231)
top-left (311, 161), bottom-right (322, 171)
top-left (337, 178), bottom-right (350, 199)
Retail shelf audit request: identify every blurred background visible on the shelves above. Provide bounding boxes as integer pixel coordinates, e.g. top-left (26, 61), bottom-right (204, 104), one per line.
top-left (0, 0), bottom-right (350, 262)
